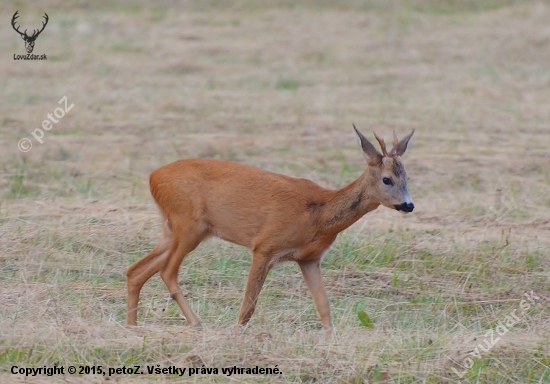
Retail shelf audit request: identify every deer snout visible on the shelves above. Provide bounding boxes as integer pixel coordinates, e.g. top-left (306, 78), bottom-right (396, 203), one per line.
top-left (394, 202), bottom-right (414, 213)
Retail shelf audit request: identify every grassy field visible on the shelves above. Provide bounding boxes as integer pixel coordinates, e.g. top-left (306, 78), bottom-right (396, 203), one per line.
top-left (1, 0), bottom-right (550, 382)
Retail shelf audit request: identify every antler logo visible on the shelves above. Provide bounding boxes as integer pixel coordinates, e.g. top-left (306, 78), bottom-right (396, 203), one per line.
top-left (11, 10), bottom-right (49, 54)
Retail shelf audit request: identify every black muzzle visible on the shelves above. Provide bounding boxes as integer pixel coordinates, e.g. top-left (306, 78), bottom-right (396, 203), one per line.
top-left (394, 202), bottom-right (414, 213)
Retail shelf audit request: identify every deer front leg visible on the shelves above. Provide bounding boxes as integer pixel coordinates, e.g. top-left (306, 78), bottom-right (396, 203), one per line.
top-left (238, 254), bottom-right (271, 327)
top-left (298, 259), bottom-right (332, 331)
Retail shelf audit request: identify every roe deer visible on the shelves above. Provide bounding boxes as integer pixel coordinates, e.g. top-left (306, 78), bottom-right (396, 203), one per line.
top-left (126, 126), bottom-right (415, 331)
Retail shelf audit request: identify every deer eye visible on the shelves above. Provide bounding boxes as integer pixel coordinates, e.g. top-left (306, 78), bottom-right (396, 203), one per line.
top-left (382, 177), bottom-right (393, 186)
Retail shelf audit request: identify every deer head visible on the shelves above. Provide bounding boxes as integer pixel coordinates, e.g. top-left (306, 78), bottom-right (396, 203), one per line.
top-left (353, 124), bottom-right (415, 213)
top-left (12, 11), bottom-right (49, 54)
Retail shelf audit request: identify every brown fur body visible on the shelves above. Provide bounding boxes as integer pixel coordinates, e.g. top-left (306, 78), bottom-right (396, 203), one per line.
top-left (126, 128), bottom-right (415, 330)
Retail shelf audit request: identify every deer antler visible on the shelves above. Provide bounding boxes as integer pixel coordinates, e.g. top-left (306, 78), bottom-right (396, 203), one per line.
top-left (373, 131), bottom-right (389, 157)
top-left (11, 11), bottom-right (25, 38)
top-left (11, 11), bottom-right (49, 39)
top-left (31, 13), bottom-right (49, 38)
top-left (390, 131), bottom-right (399, 156)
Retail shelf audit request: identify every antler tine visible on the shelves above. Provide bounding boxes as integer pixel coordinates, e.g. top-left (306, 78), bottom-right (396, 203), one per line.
top-left (373, 131), bottom-right (389, 157)
top-left (12, 10), bottom-right (19, 25)
top-left (390, 130), bottom-right (399, 156)
top-left (11, 10), bottom-right (25, 37)
top-left (33, 13), bottom-right (49, 38)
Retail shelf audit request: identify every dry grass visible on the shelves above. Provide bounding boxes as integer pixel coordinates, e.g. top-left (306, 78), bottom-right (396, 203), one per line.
top-left (1, 1), bottom-right (550, 382)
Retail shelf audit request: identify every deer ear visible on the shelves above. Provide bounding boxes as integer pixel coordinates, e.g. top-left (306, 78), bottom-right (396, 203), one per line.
top-left (353, 125), bottom-right (383, 164)
top-left (395, 129), bottom-right (415, 157)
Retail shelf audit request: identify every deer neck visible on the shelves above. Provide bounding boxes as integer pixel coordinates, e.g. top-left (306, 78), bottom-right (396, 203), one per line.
top-left (320, 172), bottom-right (379, 235)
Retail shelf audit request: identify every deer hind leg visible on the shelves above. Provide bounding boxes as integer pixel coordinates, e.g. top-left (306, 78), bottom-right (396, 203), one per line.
top-left (298, 259), bottom-right (332, 331)
top-left (159, 224), bottom-right (205, 327)
top-left (237, 252), bottom-right (272, 327)
top-left (126, 236), bottom-right (172, 326)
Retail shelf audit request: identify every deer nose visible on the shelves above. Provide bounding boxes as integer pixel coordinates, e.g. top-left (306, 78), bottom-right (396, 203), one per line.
top-left (394, 202), bottom-right (414, 213)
